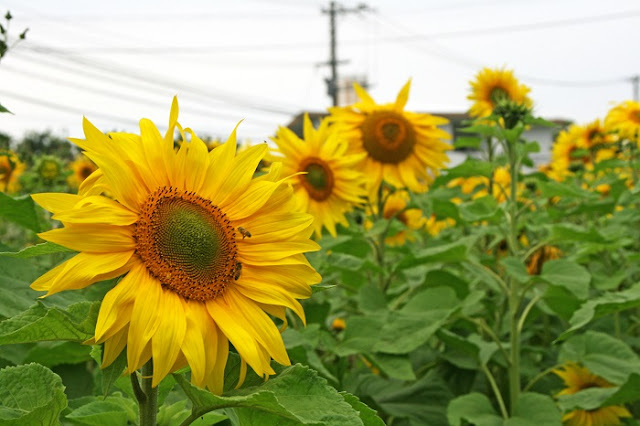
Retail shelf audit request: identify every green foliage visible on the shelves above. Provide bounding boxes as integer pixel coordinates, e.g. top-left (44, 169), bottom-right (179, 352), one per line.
top-left (0, 363), bottom-right (67, 425)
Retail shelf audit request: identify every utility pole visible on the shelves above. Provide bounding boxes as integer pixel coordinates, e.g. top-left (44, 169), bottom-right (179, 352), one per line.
top-left (632, 75), bottom-right (639, 102)
top-left (321, 2), bottom-right (370, 106)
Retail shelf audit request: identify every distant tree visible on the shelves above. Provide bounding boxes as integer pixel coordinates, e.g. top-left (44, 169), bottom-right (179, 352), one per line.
top-left (16, 131), bottom-right (76, 165)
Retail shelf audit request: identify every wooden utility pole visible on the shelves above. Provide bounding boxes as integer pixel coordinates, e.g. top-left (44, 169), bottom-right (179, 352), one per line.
top-left (321, 2), bottom-right (370, 106)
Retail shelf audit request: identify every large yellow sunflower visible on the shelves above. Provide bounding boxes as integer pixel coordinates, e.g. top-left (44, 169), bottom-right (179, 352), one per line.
top-left (328, 80), bottom-right (451, 197)
top-left (67, 154), bottom-right (98, 189)
top-left (30, 98), bottom-right (321, 393)
top-left (553, 363), bottom-right (631, 426)
top-left (272, 114), bottom-right (366, 238)
top-left (468, 68), bottom-right (532, 118)
top-left (0, 149), bottom-right (25, 193)
top-left (605, 100), bottom-right (640, 141)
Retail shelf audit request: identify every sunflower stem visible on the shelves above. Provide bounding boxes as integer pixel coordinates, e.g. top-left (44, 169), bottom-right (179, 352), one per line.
top-left (506, 137), bottom-right (522, 413)
top-left (138, 360), bottom-right (158, 426)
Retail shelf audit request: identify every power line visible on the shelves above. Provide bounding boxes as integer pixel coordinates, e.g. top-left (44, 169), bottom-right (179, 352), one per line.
top-left (0, 63), bottom-right (279, 126)
top-left (18, 43), bottom-right (304, 116)
top-left (33, 8), bottom-right (640, 56)
top-left (371, 14), bottom-right (632, 89)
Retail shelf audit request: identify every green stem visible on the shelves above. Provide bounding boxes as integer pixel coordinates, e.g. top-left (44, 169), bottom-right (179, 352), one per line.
top-left (506, 141), bottom-right (522, 413)
top-left (138, 360), bottom-right (158, 426)
top-left (466, 316), bottom-right (511, 366)
top-left (481, 364), bottom-right (509, 419)
top-left (523, 364), bottom-right (563, 392)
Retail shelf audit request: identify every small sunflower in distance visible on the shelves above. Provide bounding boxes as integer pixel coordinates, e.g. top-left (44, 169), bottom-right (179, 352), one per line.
top-left (0, 149), bottom-right (25, 193)
top-left (605, 100), bottom-right (640, 141)
top-left (468, 68), bottom-right (532, 118)
top-left (30, 98), bottom-right (321, 393)
top-left (554, 363), bottom-right (631, 426)
top-left (272, 113), bottom-right (366, 238)
top-left (329, 80), bottom-right (452, 197)
top-left (67, 154), bottom-right (97, 189)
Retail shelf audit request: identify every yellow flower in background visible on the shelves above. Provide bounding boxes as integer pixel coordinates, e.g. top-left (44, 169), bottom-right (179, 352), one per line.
top-left (467, 68), bottom-right (532, 118)
top-left (272, 114), bottom-right (367, 238)
top-left (526, 245), bottom-right (562, 275)
top-left (331, 318), bottom-right (346, 331)
top-left (329, 80), bottom-right (451, 197)
top-left (554, 363), bottom-right (631, 426)
top-left (605, 100), bottom-right (640, 141)
top-left (449, 167), bottom-right (516, 203)
top-left (30, 98), bottom-right (321, 393)
top-left (0, 149), bottom-right (25, 193)
top-left (366, 190), bottom-right (425, 246)
top-left (36, 155), bottom-right (64, 181)
top-left (424, 214), bottom-right (454, 237)
top-left (68, 154), bottom-right (98, 189)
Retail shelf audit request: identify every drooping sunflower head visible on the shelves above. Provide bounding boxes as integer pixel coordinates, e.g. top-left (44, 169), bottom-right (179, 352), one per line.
top-left (34, 154), bottom-right (65, 182)
top-left (0, 149), bottom-right (25, 193)
top-left (67, 154), bottom-right (97, 189)
top-left (272, 113), bottom-right (367, 238)
top-left (365, 190), bottom-right (425, 246)
top-left (605, 100), bottom-right (640, 141)
top-left (467, 67), bottom-right (533, 118)
top-left (526, 245), bottom-right (562, 275)
top-left (553, 363), bottom-right (631, 426)
top-left (328, 80), bottom-right (452, 198)
top-left (30, 98), bottom-right (321, 393)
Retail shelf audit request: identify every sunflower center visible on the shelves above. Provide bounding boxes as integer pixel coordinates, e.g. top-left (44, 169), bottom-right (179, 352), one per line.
top-left (40, 161), bottom-right (59, 180)
top-left (134, 187), bottom-right (238, 301)
top-left (79, 166), bottom-right (94, 179)
top-left (489, 87), bottom-right (509, 105)
top-left (631, 110), bottom-right (640, 124)
top-left (299, 157), bottom-right (334, 201)
top-left (361, 111), bottom-right (416, 164)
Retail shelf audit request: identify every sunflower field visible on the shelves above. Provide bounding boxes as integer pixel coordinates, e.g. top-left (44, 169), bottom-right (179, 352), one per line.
top-left (2, 19), bottom-right (640, 426)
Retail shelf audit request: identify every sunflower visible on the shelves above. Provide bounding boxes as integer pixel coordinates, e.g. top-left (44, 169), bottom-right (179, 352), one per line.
top-left (553, 363), bottom-right (631, 426)
top-left (468, 68), bottom-right (532, 118)
top-left (68, 154), bottom-right (98, 189)
top-left (328, 80), bottom-right (451, 197)
top-left (605, 100), bottom-right (640, 141)
top-left (0, 149), bottom-right (25, 193)
top-left (34, 155), bottom-right (65, 182)
top-left (366, 190), bottom-right (425, 246)
top-left (271, 113), bottom-right (366, 238)
top-left (526, 245), bottom-right (562, 275)
top-left (30, 98), bottom-right (321, 393)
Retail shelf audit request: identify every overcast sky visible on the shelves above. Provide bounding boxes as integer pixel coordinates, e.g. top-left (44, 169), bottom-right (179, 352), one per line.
top-left (0, 0), bottom-right (638, 144)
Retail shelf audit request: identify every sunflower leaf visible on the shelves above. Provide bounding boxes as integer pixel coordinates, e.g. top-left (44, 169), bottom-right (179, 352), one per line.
top-left (558, 283), bottom-right (640, 340)
top-left (175, 364), bottom-right (374, 425)
top-left (505, 392), bottom-right (562, 425)
top-left (0, 193), bottom-right (45, 232)
top-left (0, 363), bottom-right (67, 425)
top-left (539, 259), bottom-right (590, 301)
top-left (0, 242), bottom-right (74, 258)
top-left (0, 301), bottom-right (100, 344)
top-left (447, 392), bottom-right (502, 426)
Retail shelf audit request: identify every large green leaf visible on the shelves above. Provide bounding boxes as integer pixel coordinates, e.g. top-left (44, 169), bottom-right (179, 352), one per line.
top-left (0, 242), bottom-right (73, 258)
top-left (559, 331), bottom-right (640, 384)
top-left (539, 259), bottom-right (590, 300)
top-left (505, 392), bottom-right (562, 425)
top-left (340, 392), bottom-right (385, 426)
top-left (558, 283), bottom-right (640, 340)
top-left (176, 364), bottom-right (376, 425)
top-left (447, 392), bottom-right (502, 426)
top-left (0, 301), bottom-right (100, 344)
top-left (64, 395), bottom-right (137, 426)
top-left (0, 193), bottom-right (44, 232)
top-left (458, 196), bottom-right (500, 222)
top-left (0, 363), bottom-right (67, 425)
top-left (0, 255), bottom-right (42, 319)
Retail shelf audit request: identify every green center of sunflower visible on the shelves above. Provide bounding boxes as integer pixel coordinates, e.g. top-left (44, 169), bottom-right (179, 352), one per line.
top-left (489, 87), bottom-right (509, 105)
top-left (40, 161), bottom-right (59, 180)
top-left (361, 111), bottom-right (416, 164)
top-left (134, 187), bottom-right (239, 301)
top-left (299, 157), bottom-right (334, 201)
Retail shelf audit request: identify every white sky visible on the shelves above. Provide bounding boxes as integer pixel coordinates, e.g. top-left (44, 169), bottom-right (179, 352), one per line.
top-left (0, 0), bottom-right (639, 144)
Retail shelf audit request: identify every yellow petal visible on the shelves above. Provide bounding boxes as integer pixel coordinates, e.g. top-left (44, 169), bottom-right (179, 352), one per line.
top-left (394, 79), bottom-right (411, 111)
top-left (31, 193), bottom-right (82, 214)
top-left (38, 224), bottom-right (135, 252)
top-left (102, 325), bottom-right (129, 368)
top-left (31, 251), bottom-right (133, 297)
top-left (52, 196), bottom-right (138, 226)
top-left (127, 270), bottom-right (163, 372)
top-left (151, 288), bottom-right (187, 387)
